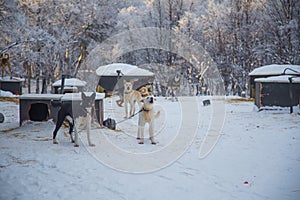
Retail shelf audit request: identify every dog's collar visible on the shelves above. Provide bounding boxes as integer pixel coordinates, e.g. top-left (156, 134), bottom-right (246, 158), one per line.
top-left (82, 107), bottom-right (93, 115)
top-left (82, 108), bottom-right (89, 114)
top-left (142, 108), bottom-right (152, 112)
top-left (124, 91), bottom-right (132, 94)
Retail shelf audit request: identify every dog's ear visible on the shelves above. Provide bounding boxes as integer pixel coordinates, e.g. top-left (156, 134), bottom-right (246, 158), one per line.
top-left (81, 92), bottom-right (87, 100)
top-left (130, 80), bottom-right (135, 85)
top-left (91, 92), bottom-right (96, 100)
top-left (123, 80), bottom-right (127, 85)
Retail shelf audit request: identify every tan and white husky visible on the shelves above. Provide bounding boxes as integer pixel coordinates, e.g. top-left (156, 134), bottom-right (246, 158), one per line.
top-left (123, 80), bottom-right (142, 118)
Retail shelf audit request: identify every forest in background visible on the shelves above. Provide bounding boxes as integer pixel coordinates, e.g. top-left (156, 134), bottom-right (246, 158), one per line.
top-left (1, 0), bottom-right (299, 95)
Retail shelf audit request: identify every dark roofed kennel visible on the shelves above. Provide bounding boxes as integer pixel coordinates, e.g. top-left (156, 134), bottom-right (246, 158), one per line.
top-left (52, 78), bottom-right (86, 94)
top-left (249, 64), bottom-right (300, 98)
top-left (19, 94), bottom-right (63, 126)
top-left (96, 63), bottom-right (155, 95)
top-left (19, 93), bottom-right (105, 126)
top-left (254, 75), bottom-right (300, 111)
top-left (0, 77), bottom-right (23, 95)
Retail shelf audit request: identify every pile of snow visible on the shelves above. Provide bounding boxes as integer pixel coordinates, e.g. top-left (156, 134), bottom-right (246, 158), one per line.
top-left (0, 97), bottom-right (299, 200)
top-left (249, 64), bottom-right (300, 76)
top-left (0, 90), bottom-right (14, 97)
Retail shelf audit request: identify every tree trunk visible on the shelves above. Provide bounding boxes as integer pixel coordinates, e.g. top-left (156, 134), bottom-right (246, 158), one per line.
top-left (28, 66), bottom-right (31, 94)
top-left (36, 67), bottom-right (40, 94)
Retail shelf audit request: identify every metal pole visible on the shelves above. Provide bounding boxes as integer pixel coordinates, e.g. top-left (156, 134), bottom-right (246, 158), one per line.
top-left (288, 77), bottom-right (293, 114)
top-left (61, 74), bottom-right (66, 94)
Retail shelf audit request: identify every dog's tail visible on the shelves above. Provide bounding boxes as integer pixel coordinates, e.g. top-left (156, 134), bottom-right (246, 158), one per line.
top-left (139, 87), bottom-right (148, 97)
top-left (50, 100), bottom-right (62, 107)
top-left (154, 111), bottom-right (160, 119)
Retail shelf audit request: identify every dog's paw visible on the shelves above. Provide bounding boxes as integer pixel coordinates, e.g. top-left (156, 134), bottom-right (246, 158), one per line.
top-left (74, 144), bottom-right (79, 147)
top-left (89, 143), bottom-right (96, 147)
top-left (138, 141), bottom-right (144, 144)
top-left (150, 137), bottom-right (157, 145)
top-left (137, 137), bottom-right (141, 140)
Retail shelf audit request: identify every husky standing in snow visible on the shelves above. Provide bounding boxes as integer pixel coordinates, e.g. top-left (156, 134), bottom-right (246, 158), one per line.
top-left (52, 92), bottom-right (96, 147)
top-left (165, 72), bottom-right (181, 101)
top-left (137, 96), bottom-right (160, 145)
top-left (123, 80), bottom-right (142, 118)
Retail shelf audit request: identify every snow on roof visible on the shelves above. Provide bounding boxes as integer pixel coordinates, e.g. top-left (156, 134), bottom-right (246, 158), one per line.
top-left (52, 78), bottom-right (86, 87)
top-left (61, 92), bottom-right (105, 101)
top-left (249, 64), bottom-right (300, 76)
top-left (255, 75), bottom-right (300, 83)
top-left (19, 94), bottom-right (63, 100)
top-left (0, 76), bottom-right (25, 82)
top-left (96, 63), bottom-right (154, 77)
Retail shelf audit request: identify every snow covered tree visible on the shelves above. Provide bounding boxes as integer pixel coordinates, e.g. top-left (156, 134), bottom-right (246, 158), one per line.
top-left (260, 0), bottom-right (300, 64)
top-left (1, 0), bottom-right (298, 95)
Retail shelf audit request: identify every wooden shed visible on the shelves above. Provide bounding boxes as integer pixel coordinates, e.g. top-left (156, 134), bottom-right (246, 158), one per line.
top-left (254, 75), bottom-right (300, 110)
top-left (249, 64), bottom-right (300, 98)
top-left (95, 63), bottom-right (155, 95)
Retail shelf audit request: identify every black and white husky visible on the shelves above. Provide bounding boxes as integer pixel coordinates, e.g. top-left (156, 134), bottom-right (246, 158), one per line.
top-left (52, 92), bottom-right (96, 147)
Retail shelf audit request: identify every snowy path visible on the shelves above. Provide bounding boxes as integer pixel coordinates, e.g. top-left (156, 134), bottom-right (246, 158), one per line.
top-left (0, 97), bottom-right (300, 200)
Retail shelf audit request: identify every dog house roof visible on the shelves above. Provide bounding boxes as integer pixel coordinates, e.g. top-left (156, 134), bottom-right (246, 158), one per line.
top-left (0, 76), bottom-right (24, 82)
top-left (249, 64), bottom-right (300, 76)
top-left (52, 78), bottom-right (87, 87)
top-left (255, 75), bottom-right (300, 83)
top-left (19, 94), bottom-right (63, 100)
top-left (61, 92), bottom-right (105, 101)
top-left (96, 63), bottom-right (154, 77)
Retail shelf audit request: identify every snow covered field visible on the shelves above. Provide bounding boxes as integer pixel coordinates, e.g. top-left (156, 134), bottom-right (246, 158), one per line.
top-left (0, 96), bottom-right (300, 200)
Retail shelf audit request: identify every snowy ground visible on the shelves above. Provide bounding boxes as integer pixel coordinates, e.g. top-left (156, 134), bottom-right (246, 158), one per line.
top-left (0, 95), bottom-right (300, 200)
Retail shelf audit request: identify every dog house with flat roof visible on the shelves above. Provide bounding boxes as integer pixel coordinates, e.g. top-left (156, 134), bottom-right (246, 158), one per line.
top-left (19, 94), bottom-right (63, 126)
top-left (19, 92), bottom-right (105, 126)
top-left (52, 78), bottom-right (86, 94)
top-left (249, 64), bottom-right (300, 98)
top-left (96, 63), bottom-right (155, 95)
top-left (0, 77), bottom-right (24, 95)
top-left (254, 75), bottom-right (300, 110)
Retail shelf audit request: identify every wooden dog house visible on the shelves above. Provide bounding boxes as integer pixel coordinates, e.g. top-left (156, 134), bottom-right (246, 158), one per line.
top-left (19, 92), bottom-right (105, 126)
top-left (52, 78), bottom-right (86, 94)
top-left (95, 63), bottom-right (155, 95)
top-left (0, 77), bottom-right (23, 95)
top-left (254, 75), bottom-right (300, 110)
top-left (19, 94), bottom-right (63, 125)
top-left (249, 64), bottom-right (300, 98)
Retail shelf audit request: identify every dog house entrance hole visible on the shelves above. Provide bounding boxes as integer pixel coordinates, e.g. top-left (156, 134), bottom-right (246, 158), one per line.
top-left (29, 103), bottom-right (49, 121)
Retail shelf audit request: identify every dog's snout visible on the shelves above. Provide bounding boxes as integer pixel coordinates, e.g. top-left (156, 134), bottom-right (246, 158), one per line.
top-left (149, 97), bottom-right (154, 103)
